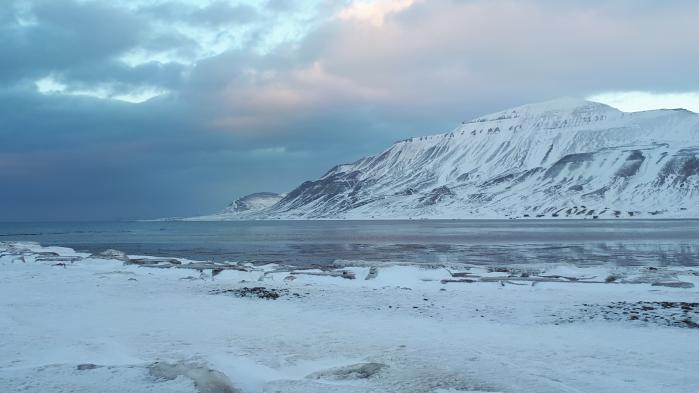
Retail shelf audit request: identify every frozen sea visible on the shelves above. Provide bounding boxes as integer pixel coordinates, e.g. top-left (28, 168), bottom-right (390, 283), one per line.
top-left (2, 221), bottom-right (699, 393)
top-left (2, 239), bottom-right (699, 393)
top-left (1, 219), bottom-right (697, 266)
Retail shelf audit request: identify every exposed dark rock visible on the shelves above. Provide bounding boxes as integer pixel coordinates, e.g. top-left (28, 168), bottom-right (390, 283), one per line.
top-left (466, 193), bottom-right (493, 202)
top-left (683, 319), bottom-right (699, 329)
top-left (541, 143), bottom-right (555, 164)
top-left (441, 278), bottom-right (476, 284)
top-left (582, 186), bottom-right (609, 199)
top-left (291, 270), bottom-right (356, 279)
top-left (545, 153), bottom-right (594, 178)
top-left (129, 257), bottom-right (182, 266)
top-left (209, 287), bottom-right (287, 300)
top-left (91, 249), bottom-right (130, 262)
top-left (656, 150), bottom-right (699, 186)
top-left (615, 150), bottom-right (645, 177)
top-left (480, 173), bottom-right (516, 188)
top-left (275, 171), bottom-right (366, 214)
top-left (394, 188), bottom-right (418, 196)
top-left (76, 364), bottom-right (100, 371)
top-left (36, 255), bottom-right (80, 263)
top-left (419, 186), bottom-right (455, 206)
top-left (558, 301), bottom-right (699, 328)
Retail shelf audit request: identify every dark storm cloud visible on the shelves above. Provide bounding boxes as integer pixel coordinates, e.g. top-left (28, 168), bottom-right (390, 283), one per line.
top-left (1, 0), bottom-right (698, 220)
top-left (0, 1), bottom-right (147, 84)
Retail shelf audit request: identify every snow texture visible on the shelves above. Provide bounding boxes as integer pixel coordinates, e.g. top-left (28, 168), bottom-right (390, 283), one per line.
top-left (2, 241), bottom-right (699, 393)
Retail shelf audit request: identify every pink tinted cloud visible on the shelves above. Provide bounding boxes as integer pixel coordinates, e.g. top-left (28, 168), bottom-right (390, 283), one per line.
top-left (199, 0), bottom-right (699, 134)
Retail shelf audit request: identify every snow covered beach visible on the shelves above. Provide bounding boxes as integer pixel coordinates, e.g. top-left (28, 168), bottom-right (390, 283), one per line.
top-left (1, 241), bottom-right (698, 393)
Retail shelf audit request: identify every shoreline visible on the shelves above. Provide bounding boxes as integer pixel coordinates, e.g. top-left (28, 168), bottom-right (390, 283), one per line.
top-left (1, 241), bottom-right (698, 393)
top-left (164, 213), bottom-right (699, 222)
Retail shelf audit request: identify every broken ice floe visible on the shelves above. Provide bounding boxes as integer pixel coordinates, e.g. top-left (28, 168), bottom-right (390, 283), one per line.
top-left (305, 362), bottom-right (387, 380)
top-left (149, 361), bottom-right (240, 393)
top-left (3, 242), bottom-right (697, 291)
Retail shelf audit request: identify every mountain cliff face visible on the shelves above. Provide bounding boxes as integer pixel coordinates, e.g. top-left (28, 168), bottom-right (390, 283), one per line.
top-left (203, 98), bottom-right (699, 219)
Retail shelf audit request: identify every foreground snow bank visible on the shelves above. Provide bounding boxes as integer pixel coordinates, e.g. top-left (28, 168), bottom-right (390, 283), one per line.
top-left (1, 241), bottom-right (698, 393)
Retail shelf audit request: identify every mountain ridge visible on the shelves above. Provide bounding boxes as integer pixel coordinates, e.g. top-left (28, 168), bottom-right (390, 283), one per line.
top-left (190, 98), bottom-right (699, 220)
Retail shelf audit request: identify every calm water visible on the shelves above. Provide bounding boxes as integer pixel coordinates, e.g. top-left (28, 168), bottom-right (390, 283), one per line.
top-left (1, 220), bottom-right (698, 266)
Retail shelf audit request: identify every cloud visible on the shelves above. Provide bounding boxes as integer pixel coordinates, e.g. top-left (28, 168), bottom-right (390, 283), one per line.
top-left (313, 0), bottom-right (699, 106)
top-left (588, 91), bottom-right (699, 113)
top-left (189, 0), bottom-right (699, 139)
top-left (35, 75), bottom-right (169, 103)
top-left (338, 0), bottom-right (415, 26)
top-left (2, 0), bottom-right (699, 220)
top-left (143, 1), bottom-right (260, 27)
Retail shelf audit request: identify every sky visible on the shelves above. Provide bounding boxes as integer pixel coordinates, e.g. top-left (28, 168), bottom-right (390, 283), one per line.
top-left (1, 0), bottom-right (698, 221)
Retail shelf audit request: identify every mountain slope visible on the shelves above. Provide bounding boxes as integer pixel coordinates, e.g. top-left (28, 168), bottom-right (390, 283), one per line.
top-left (224, 192), bottom-right (285, 213)
top-left (203, 98), bottom-right (699, 219)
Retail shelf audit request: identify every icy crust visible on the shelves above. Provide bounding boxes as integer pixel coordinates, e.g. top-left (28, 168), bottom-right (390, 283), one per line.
top-left (2, 241), bottom-right (699, 393)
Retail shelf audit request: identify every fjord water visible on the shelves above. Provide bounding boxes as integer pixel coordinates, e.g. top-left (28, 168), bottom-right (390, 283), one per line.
top-left (1, 220), bottom-right (697, 266)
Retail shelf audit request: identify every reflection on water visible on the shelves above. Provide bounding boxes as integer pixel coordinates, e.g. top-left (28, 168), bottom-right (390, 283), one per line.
top-left (0, 220), bottom-right (697, 266)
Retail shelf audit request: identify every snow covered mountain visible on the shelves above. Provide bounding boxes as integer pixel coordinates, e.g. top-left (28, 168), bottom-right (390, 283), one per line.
top-left (188, 192), bottom-right (284, 221)
top-left (200, 98), bottom-right (699, 220)
top-left (223, 192), bottom-right (285, 213)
